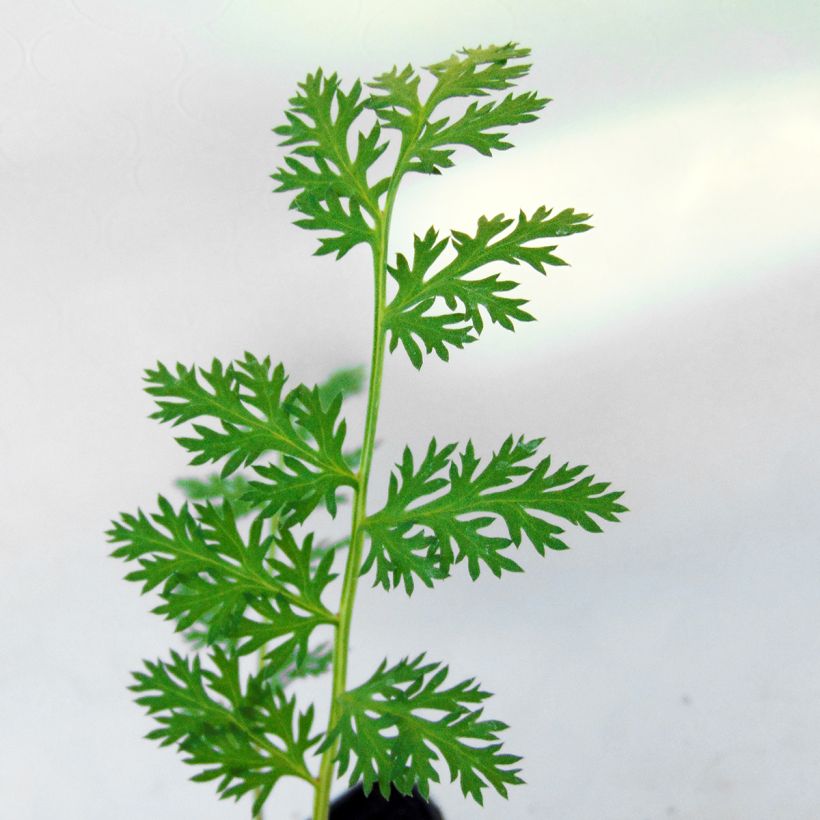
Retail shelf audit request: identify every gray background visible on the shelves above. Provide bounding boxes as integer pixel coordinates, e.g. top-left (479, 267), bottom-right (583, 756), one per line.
top-left (2, 1), bottom-right (819, 818)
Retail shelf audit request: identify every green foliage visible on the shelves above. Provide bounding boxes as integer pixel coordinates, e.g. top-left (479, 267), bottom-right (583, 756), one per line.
top-left (272, 72), bottom-right (386, 258)
top-left (323, 655), bottom-right (522, 803)
top-left (364, 436), bottom-right (627, 589)
top-left (146, 353), bottom-right (357, 524)
top-left (132, 648), bottom-right (318, 814)
top-left (174, 364), bottom-right (365, 523)
top-left (369, 43), bottom-right (547, 176)
top-left (385, 207), bottom-right (592, 368)
top-left (109, 499), bottom-right (336, 660)
top-left (111, 41), bottom-right (626, 819)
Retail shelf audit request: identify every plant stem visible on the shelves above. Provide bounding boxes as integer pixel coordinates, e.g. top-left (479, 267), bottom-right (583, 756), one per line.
top-left (311, 189), bottom-right (398, 818)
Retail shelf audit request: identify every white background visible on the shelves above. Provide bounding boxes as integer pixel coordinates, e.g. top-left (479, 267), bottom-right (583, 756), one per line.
top-left (2, 1), bottom-right (819, 818)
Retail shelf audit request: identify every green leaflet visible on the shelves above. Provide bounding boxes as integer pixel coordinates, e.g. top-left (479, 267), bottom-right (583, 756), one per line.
top-left (175, 363), bottom-right (365, 524)
top-left (369, 43), bottom-right (547, 176)
top-left (174, 476), bottom-right (351, 668)
top-left (109, 499), bottom-right (336, 655)
top-left (364, 436), bottom-right (627, 590)
top-left (322, 655), bottom-right (522, 803)
top-left (145, 353), bottom-right (357, 523)
top-left (231, 529), bottom-right (340, 670)
top-left (246, 456), bottom-right (349, 523)
top-left (385, 207), bottom-right (592, 368)
top-left (426, 43), bottom-right (534, 100)
top-left (132, 648), bottom-right (318, 814)
top-left (267, 529), bottom-right (337, 612)
top-left (272, 71), bottom-right (387, 258)
top-left (361, 439), bottom-right (455, 593)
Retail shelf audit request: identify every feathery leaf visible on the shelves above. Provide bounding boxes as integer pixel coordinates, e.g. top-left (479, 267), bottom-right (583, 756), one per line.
top-left (109, 500), bottom-right (336, 653)
top-left (132, 648), bottom-right (318, 813)
top-left (385, 208), bottom-right (592, 368)
top-left (365, 436), bottom-right (627, 587)
top-left (323, 655), bottom-right (522, 803)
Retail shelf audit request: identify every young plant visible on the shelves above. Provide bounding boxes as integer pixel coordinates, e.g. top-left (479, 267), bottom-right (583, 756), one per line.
top-left (109, 43), bottom-right (627, 820)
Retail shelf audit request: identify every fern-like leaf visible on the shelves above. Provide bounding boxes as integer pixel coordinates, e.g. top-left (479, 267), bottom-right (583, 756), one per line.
top-left (369, 43), bottom-right (546, 176)
top-left (145, 353), bottom-right (357, 521)
top-left (323, 655), bottom-right (522, 803)
top-left (272, 71), bottom-right (387, 258)
top-left (109, 500), bottom-right (336, 655)
top-left (364, 436), bottom-right (627, 587)
top-left (385, 208), bottom-right (592, 368)
top-left (132, 648), bottom-right (318, 813)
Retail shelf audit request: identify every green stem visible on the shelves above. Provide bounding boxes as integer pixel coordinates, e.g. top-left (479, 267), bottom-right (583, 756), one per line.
top-left (309, 88), bottom-right (432, 814)
top-left (312, 187), bottom-right (399, 819)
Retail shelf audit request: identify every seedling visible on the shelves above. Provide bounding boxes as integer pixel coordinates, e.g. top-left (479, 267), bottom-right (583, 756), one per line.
top-left (110, 43), bottom-right (626, 820)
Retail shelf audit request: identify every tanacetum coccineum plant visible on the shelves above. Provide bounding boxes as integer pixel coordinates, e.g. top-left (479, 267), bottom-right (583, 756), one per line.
top-left (110, 43), bottom-right (627, 820)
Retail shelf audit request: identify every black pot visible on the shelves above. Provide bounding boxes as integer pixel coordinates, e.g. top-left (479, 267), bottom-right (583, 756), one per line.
top-left (329, 784), bottom-right (444, 819)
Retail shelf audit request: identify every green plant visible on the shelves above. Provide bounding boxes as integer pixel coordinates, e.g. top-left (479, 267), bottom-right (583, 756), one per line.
top-left (109, 42), bottom-right (626, 820)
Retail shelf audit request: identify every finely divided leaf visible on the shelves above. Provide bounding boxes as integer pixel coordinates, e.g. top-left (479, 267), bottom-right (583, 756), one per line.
top-left (367, 64), bottom-right (422, 138)
top-left (409, 90), bottom-right (546, 175)
top-left (267, 529), bottom-right (337, 612)
top-left (425, 43), bottom-right (534, 100)
top-left (361, 439), bottom-right (454, 593)
top-left (132, 648), bottom-right (318, 813)
top-left (385, 297), bottom-right (475, 370)
top-left (246, 455), bottom-right (349, 524)
top-left (369, 43), bottom-right (546, 176)
top-left (364, 436), bottom-right (627, 587)
top-left (109, 499), bottom-right (336, 655)
top-left (323, 655), bottom-right (522, 803)
top-left (445, 207), bottom-right (593, 272)
top-left (232, 531), bottom-right (339, 669)
top-left (145, 353), bottom-right (357, 521)
top-left (273, 70), bottom-right (387, 257)
top-left (175, 363), bottom-right (365, 523)
top-left (385, 208), bottom-right (592, 368)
